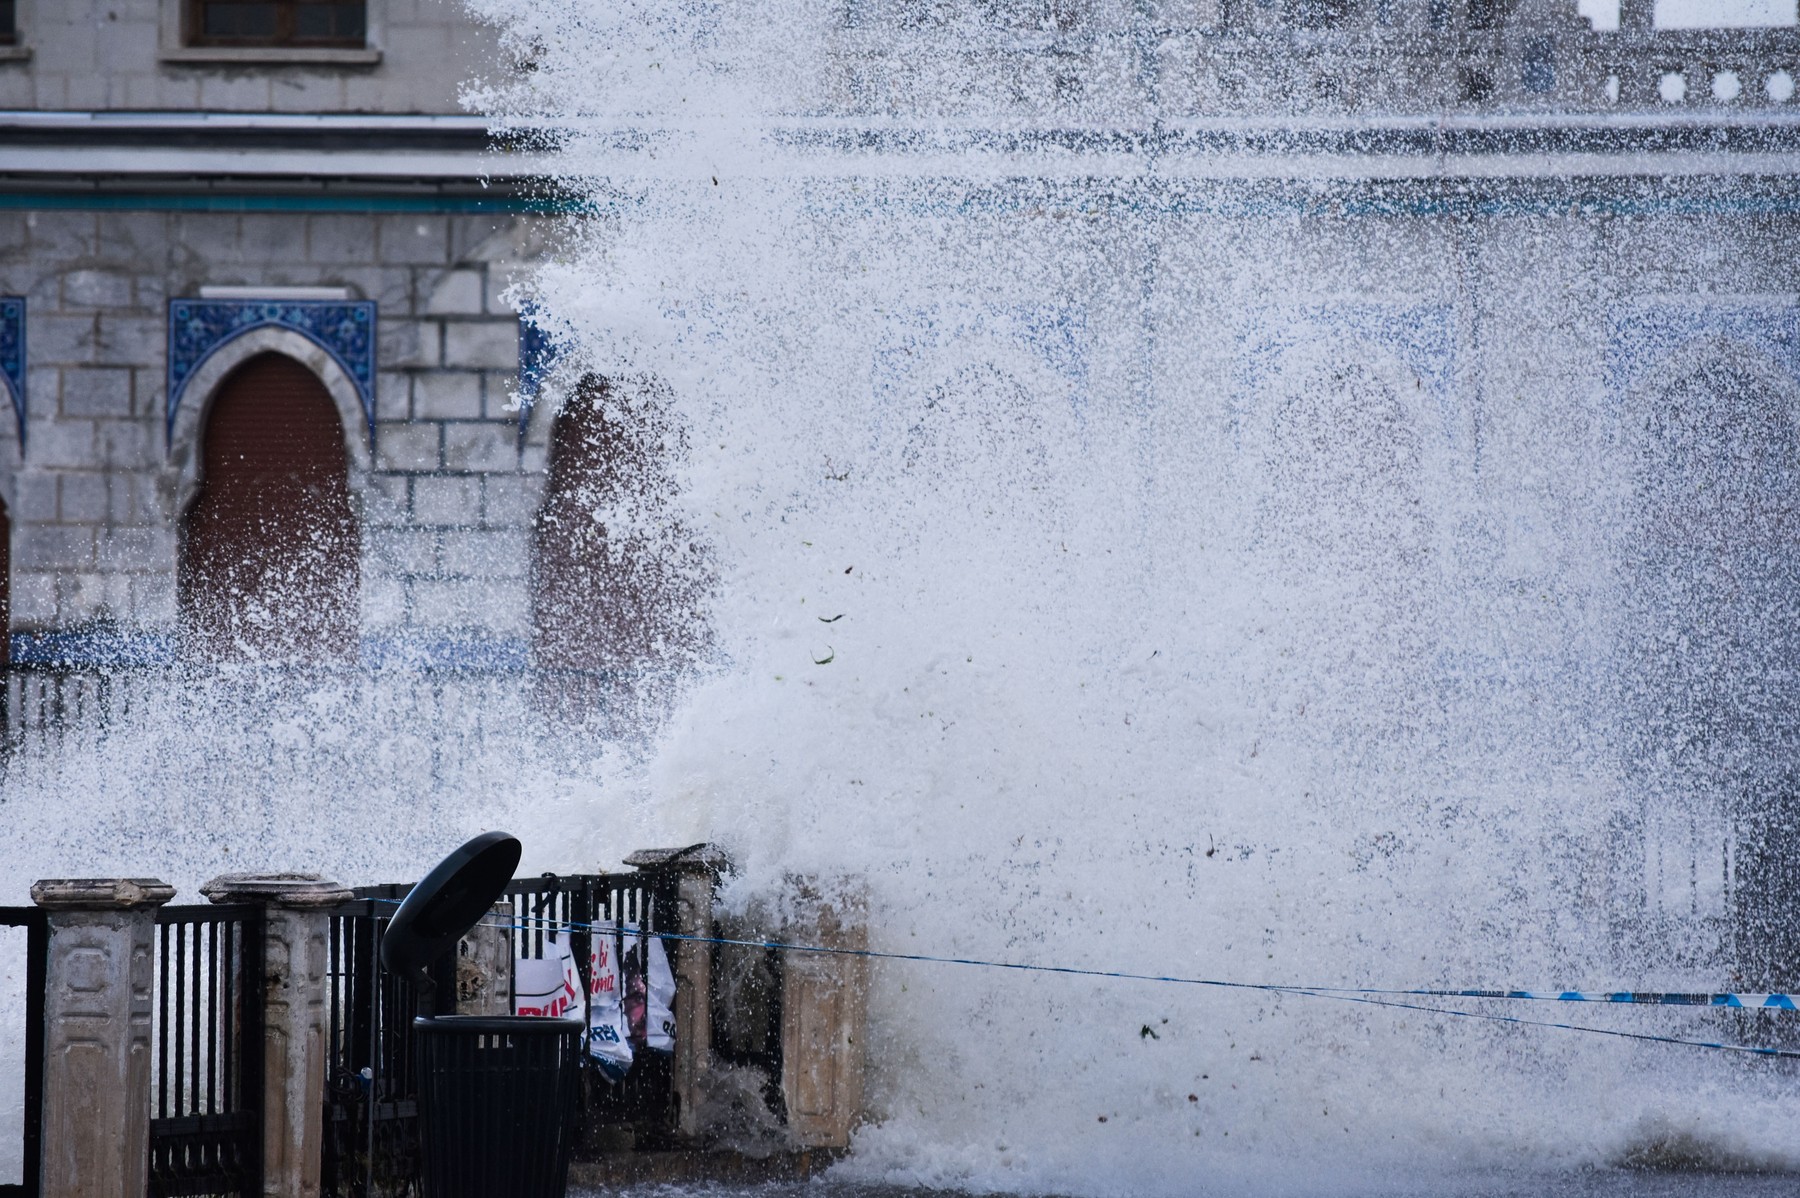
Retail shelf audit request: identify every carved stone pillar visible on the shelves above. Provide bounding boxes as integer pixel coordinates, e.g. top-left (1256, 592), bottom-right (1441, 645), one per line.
top-left (778, 879), bottom-right (869, 1150)
top-left (201, 874), bottom-right (352, 1198)
top-left (624, 845), bottom-right (730, 1141)
top-left (31, 877), bottom-right (176, 1198)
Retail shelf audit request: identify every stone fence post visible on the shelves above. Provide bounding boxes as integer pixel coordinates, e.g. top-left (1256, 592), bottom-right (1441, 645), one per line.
top-left (624, 845), bottom-right (731, 1141)
top-left (454, 900), bottom-right (513, 1016)
top-left (778, 878), bottom-right (868, 1150)
top-left (200, 874), bottom-right (352, 1198)
top-left (622, 849), bottom-right (868, 1151)
top-left (31, 877), bottom-right (176, 1198)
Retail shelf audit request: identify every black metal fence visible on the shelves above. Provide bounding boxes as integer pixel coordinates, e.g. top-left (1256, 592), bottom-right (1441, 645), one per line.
top-left (321, 888), bottom-right (432, 1198)
top-left (0, 663), bottom-right (613, 795)
top-left (0, 908), bottom-right (45, 1198)
top-left (0, 866), bottom-right (695, 1198)
top-left (319, 871), bottom-right (684, 1198)
top-left (504, 873), bottom-right (682, 1145)
top-left (0, 663), bottom-right (640, 748)
top-left (0, 665), bottom-right (124, 753)
top-left (148, 904), bottom-right (265, 1198)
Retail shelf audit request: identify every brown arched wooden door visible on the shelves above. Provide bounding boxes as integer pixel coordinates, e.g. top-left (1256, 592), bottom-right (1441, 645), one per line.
top-left (531, 376), bottom-right (709, 724)
top-left (180, 352), bottom-right (359, 663)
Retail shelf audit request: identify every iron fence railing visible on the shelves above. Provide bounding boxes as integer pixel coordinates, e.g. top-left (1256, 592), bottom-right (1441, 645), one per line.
top-left (0, 666), bottom-right (123, 750)
top-left (0, 664), bottom-right (659, 791)
top-left (0, 907), bottom-right (45, 1198)
top-left (148, 904), bottom-right (264, 1198)
top-left (321, 888), bottom-right (432, 1198)
top-left (319, 870), bottom-right (686, 1198)
top-left (504, 872), bottom-right (682, 1144)
top-left (0, 867), bottom-right (701, 1198)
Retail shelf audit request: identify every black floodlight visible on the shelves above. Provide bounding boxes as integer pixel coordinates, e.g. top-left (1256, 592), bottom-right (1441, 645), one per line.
top-left (380, 830), bottom-right (522, 985)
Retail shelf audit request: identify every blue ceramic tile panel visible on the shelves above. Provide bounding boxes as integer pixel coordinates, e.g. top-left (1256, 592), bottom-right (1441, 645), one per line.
top-left (517, 307), bottom-right (564, 436)
top-left (166, 298), bottom-right (378, 442)
top-left (0, 297), bottom-right (23, 447)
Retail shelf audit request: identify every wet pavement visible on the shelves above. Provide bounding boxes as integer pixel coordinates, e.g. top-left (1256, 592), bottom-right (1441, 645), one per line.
top-left (575, 1171), bottom-right (1800, 1198)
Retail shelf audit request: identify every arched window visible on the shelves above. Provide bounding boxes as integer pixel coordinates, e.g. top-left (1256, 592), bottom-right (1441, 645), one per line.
top-left (1625, 359), bottom-right (1800, 986)
top-left (179, 352), bottom-right (359, 663)
top-left (531, 376), bottom-right (708, 726)
top-left (1263, 360), bottom-right (1430, 573)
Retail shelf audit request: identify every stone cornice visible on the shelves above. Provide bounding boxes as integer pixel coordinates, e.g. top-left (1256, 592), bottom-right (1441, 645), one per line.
top-left (200, 874), bottom-right (353, 908)
top-left (31, 879), bottom-right (178, 910)
top-left (3, 108), bottom-right (1800, 185)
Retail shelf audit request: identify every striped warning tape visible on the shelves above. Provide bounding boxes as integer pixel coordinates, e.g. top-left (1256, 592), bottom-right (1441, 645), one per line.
top-left (485, 905), bottom-right (1800, 1011)
top-left (1273, 988), bottom-right (1800, 1060)
top-left (390, 900), bottom-right (1800, 1011)
top-left (1315, 988), bottom-right (1800, 1009)
top-left (371, 900), bottom-right (1800, 1057)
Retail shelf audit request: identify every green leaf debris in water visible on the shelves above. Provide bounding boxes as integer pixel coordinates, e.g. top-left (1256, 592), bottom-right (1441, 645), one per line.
top-left (813, 647), bottom-right (835, 665)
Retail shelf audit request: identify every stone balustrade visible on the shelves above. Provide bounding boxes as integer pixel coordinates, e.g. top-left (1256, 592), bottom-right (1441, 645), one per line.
top-left (24, 855), bottom-right (871, 1195)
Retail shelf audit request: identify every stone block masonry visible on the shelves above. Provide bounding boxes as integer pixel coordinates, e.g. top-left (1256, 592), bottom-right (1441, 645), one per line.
top-left (412, 371), bottom-right (483, 420)
top-left (0, 4), bottom-right (505, 115)
top-left (0, 207), bottom-right (556, 649)
top-left (443, 318), bottom-right (521, 371)
top-left (17, 857), bottom-right (865, 1198)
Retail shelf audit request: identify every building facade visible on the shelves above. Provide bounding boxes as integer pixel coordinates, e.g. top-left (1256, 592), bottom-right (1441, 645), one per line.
top-left (2, 0), bottom-right (1800, 978)
top-left (0, 0), bottom-right (1794, 666)
top-left (0, 0), bottom-right (562, 667)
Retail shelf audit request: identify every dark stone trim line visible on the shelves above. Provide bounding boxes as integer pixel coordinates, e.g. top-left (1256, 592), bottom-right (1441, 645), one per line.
top-left (0, 188), bottom-right (580, 213)
top-left (766, 117), bottom-right (1800, 160)
top-left (0, 125), bottom-right (500, 152)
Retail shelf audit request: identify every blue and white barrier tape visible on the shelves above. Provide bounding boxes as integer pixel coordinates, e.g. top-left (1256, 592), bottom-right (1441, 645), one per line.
top-left (1317, 987), bottom-right (1800, 1009)
top-left (373, 900), bottom-right (1800, 1058)
top-left (1275, 989), bottom-right (1800, 1060)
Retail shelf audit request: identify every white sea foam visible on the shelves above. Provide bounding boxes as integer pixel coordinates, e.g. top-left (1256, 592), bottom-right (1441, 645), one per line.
top-left (447, 1), bottom-right (1800, 1187)
top-left (2, 1), bottom-right (1795, 1191)
top-left (459, 8), bottom-right (1800, 1190)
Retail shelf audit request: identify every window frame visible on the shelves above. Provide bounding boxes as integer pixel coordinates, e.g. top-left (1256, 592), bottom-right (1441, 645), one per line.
top-left (184, 0), bottom-right (367, 50)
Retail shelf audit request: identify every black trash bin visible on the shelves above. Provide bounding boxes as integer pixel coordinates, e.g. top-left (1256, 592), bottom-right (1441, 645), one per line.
top-left (379, 833), bottom-right (587, 1198)
top-left (413, 1015), bottom-right (584, 1198)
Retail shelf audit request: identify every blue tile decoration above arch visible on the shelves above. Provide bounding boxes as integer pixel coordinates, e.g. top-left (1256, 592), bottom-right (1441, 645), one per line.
top-left (1232, 302), bottom-right (1459, 450)
top-left (866, 302), bottom-right (1090, 473)
top-left (166, 298), bottom-right (378, 443)
top-left (0, 296), bottom-right (23, 448)
top-left (871, 301), bottom-right (1090, 441)
top-left (516, 305), bottom-right (566, 436)
top-left (1607, 300), bottom-right (1800, 401)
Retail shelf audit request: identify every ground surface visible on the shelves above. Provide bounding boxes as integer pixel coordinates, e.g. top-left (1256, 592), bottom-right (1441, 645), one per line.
top-left (573, 1172), bottom-right (1800, 1198)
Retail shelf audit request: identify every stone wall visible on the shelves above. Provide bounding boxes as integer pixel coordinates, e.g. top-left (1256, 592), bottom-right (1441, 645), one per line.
top-left (0, 205), bottom-right (555, 654)
top-left (11, 1), bottom-right (1794, 123)
top-left (0, 0), bottom-right (505, 114)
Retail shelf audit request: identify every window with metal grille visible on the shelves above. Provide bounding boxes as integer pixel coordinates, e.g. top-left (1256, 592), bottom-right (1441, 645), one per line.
top-left (188, 0), bottom-right (366, 47)
top-left (0, 0), bottom-right (17, 46)
top-left (1289, 0), bottom-right (1355, 28)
